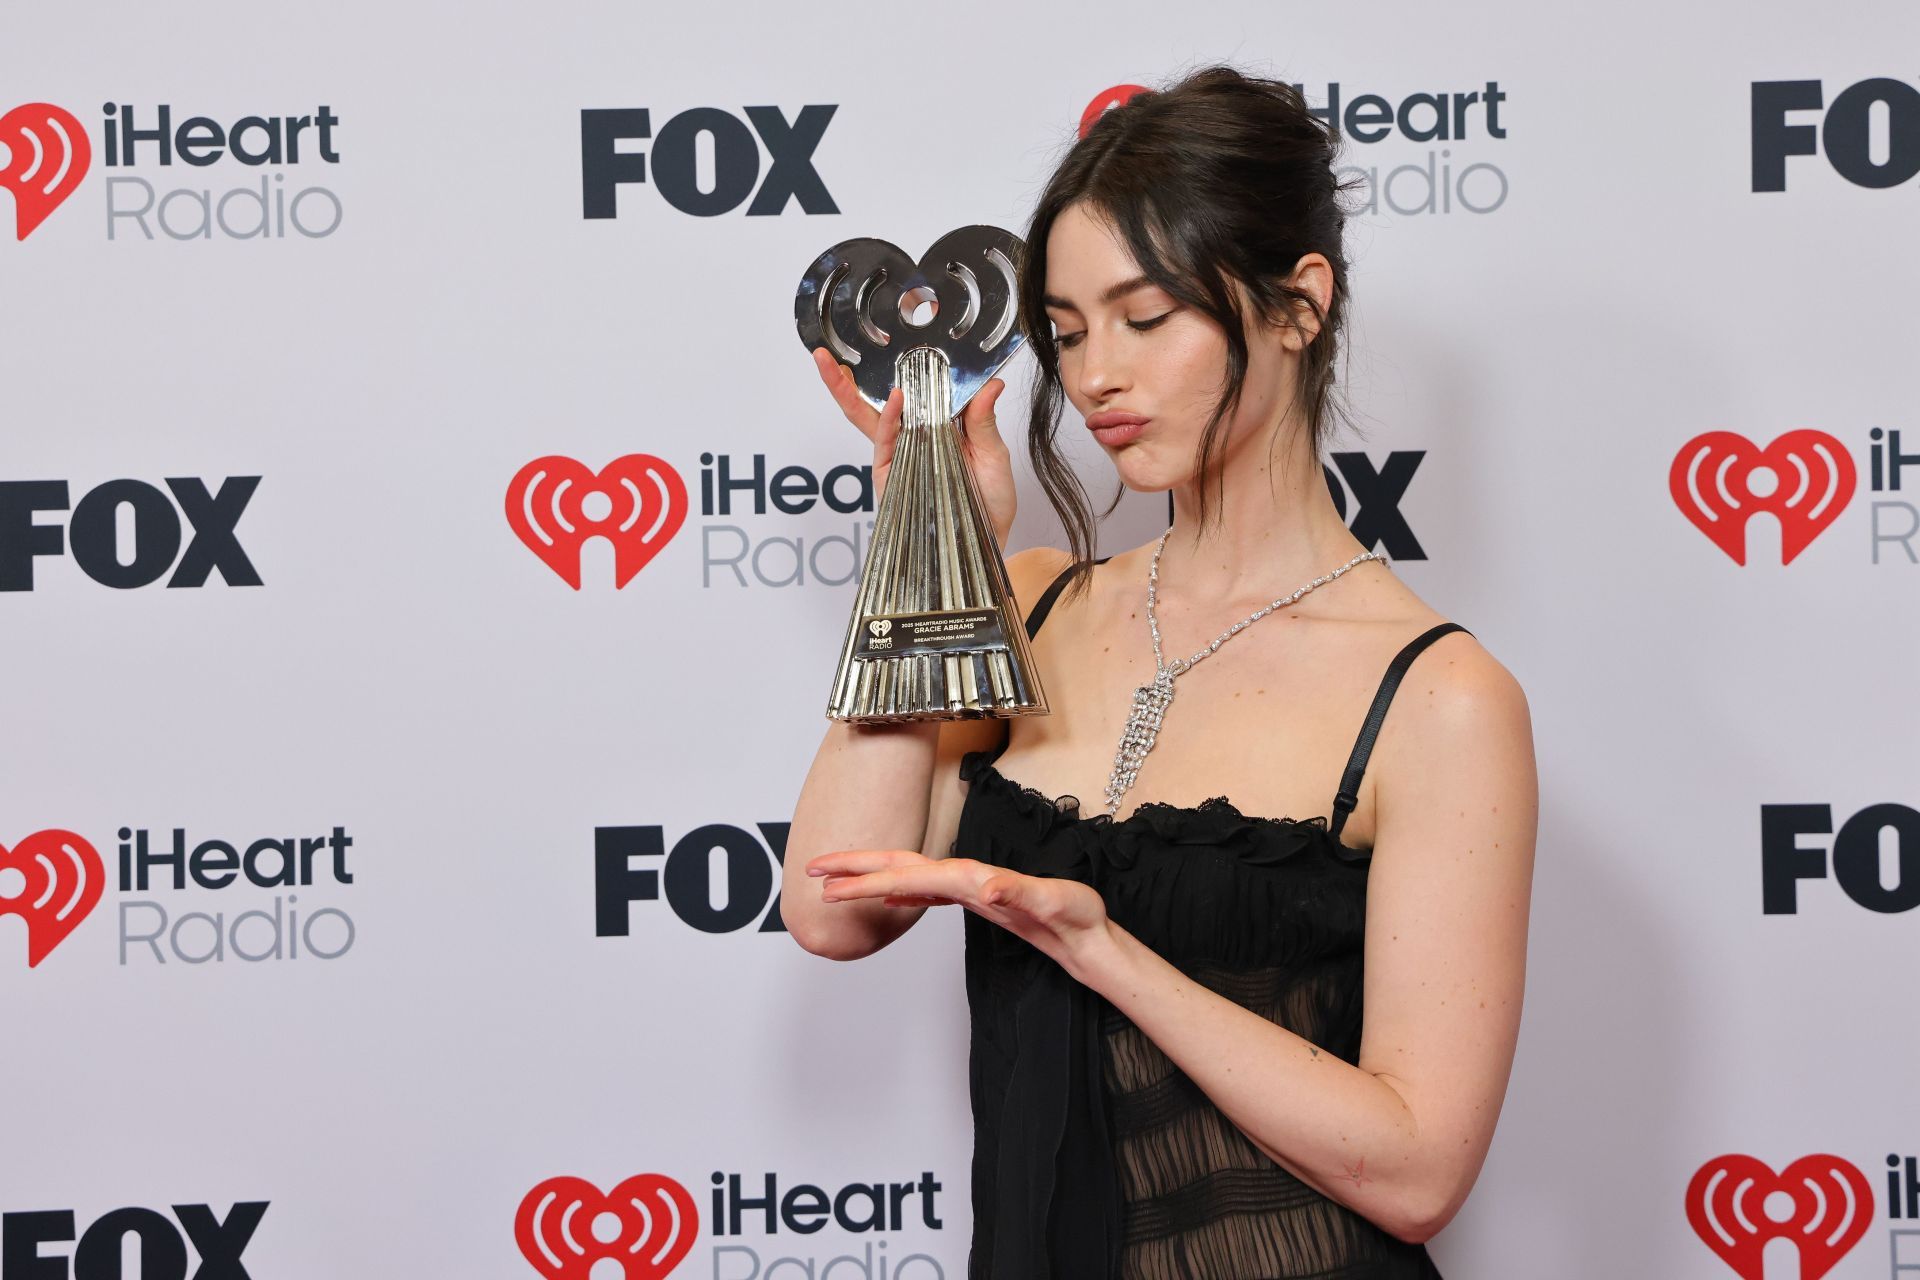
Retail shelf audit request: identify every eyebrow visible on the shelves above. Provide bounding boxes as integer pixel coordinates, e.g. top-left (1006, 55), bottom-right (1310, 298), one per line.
top-left (1041, 275), bottom-right (1157, 312)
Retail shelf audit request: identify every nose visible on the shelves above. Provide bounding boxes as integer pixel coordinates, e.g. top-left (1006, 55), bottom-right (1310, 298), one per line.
top-left (1074, 325), bottom-right (1129, 406)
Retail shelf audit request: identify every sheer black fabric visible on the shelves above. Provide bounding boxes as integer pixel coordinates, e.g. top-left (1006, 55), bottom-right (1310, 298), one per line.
top-left (954, 559), bottom-right (1463, 1279)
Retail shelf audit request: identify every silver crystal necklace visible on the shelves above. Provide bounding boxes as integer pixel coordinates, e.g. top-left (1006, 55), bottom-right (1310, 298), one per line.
top-left (1102, 531), bottom-right (1387, 817)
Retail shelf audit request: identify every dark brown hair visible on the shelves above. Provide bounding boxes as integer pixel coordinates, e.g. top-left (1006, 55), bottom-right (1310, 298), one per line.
top-left (1017, 64), bottom-right (1362, 599)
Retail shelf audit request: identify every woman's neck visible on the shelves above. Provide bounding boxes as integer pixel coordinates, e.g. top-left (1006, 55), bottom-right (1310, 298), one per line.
top-left (1153, 439), bottom-right (1368, 608)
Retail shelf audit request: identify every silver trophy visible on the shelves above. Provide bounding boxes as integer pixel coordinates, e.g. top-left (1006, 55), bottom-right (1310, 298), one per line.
top-left (796, 225), bottom-right (1048, 722)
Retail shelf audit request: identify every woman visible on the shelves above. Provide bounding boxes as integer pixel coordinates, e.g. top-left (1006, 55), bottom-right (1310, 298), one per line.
top-left (781, 64), bottom-right (1537, 1279)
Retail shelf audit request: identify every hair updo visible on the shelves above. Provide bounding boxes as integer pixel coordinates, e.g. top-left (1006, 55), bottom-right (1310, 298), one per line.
top-left (1016, 64), bottom-right (1362, 593)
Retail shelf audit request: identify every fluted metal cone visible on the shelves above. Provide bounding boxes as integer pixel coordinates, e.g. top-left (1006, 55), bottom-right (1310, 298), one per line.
top-left (826, 346), bottom-right (1048, 722)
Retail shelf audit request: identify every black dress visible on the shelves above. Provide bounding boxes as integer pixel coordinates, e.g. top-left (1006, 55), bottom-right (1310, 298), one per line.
top-left (955, 557), bottom-right (1465, 1279)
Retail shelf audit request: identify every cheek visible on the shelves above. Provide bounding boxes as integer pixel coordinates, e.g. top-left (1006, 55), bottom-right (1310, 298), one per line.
top-left (1160, 325), bottom-right (1231, 409)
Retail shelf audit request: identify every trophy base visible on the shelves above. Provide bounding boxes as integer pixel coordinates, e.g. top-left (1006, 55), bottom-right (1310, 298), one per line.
top-left (827, 645), bottom-right (1049, 723)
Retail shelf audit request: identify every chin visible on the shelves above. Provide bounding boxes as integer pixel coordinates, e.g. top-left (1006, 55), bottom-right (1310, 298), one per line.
top-left (1109, 450), bottom-right (1188, 495)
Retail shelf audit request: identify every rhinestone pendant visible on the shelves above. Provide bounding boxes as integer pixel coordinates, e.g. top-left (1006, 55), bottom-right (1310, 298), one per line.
top-left (1104, 669), bottom-right (1176, 815)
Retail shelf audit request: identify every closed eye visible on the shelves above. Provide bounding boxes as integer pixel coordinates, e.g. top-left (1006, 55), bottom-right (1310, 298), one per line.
top-left (1053, 311), bottom-right (1174, 349)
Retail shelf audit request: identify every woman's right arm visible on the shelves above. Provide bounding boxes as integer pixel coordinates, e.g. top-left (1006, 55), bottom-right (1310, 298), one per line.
top-left (781, 547), bottom-right (1069, 960)
top-left (779, 344), bottom-right (1041, 960)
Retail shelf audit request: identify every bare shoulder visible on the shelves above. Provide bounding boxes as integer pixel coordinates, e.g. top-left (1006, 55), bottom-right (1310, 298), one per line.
top-left (1006, 543), bottom-right (1076, 580)
top-left (1397, 627), bottom-right (1531, 742)
top-left (1373, 620), bottom-right (1537, 839)
top-left (1005, 544), bottom-right (1078, 607)
top-left (1354, 569), bottom-right (1528, 736)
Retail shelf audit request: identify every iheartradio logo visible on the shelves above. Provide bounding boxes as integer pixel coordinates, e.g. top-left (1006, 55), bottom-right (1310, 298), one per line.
top-left (516, 1175), bottom-right (699, 1280)
top-left (868, 619), bottom-right (891, 637)
top-left (1670, 430), bottom-right (1856, 565)
top-left (507, 455), bottom-right (688, 589)
top-left (0, 829), bottom-right (105, 966)
top-left (1686, 1154), bottom-right (1873, 1280)
top-left (1079, 84), bottom-right (1150, 138)
top-left (0, 103), bottom-right (90, 239)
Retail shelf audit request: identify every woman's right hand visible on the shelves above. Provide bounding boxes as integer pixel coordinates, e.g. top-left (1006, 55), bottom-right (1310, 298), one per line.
top-left (810, 346), bottom-right (1018, 548)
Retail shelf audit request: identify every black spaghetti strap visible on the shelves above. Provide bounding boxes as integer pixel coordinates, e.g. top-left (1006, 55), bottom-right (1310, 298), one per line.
top-left (980, 556), bottom-right (1110, 766)
top-left (1022, 555), bottom-right (1109, 641)
top-left (1328, 622), bottom-right (1472, 840)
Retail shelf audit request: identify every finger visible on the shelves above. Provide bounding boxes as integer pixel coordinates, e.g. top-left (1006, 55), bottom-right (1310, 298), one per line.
top-left (883, 894), bottom-right (950, 908)
top-left (820, 861), bottom-right (956, 902)
top-left (806, 848), bottom-right (923, 877)
top-left (808, 849), bottom-right (921, 878)
top-left (813, 346), bottom-right (880, 437)
top-left (963, 377), bottom-right (1005, 431)
top-left (961, 378), bottom-right (1007, 446)
top-left (820, 869), bottom-right (907, 900)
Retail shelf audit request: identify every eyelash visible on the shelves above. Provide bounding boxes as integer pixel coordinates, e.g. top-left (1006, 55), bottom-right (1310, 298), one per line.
top-left (1054, 311), bottom-right (1172, 349)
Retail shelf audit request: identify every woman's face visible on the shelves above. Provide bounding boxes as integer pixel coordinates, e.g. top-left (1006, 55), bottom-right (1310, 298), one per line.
top-left (1041, 199), bottom-right (1320, 494)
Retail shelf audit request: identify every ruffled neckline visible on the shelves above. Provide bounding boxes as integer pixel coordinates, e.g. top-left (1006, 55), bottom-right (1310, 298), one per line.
top-left (959, 750), bottom-right (1372, 866)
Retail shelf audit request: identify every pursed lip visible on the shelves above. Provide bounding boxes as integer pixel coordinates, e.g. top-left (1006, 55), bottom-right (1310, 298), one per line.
top-left (1086, 410), bottom-right (1150, 430)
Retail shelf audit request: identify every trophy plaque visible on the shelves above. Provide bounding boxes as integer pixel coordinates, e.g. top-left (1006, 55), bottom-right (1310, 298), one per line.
top-left (795, 225), bottom-right (1047, 723)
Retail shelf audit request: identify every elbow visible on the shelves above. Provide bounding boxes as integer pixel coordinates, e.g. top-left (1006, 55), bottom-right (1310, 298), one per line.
top-left (790, 930), bottom-right (873, 963)
top-left (1380, 1179), bottom-right (1468, 1247)
top-left (1384, 1211), bottom-right (1445, 1248)
top-left (782, 909), bottom-right (878, 963)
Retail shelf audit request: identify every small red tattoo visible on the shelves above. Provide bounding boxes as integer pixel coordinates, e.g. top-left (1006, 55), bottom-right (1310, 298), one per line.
top-left (1340, 1157), bottom-right (1372, 1188)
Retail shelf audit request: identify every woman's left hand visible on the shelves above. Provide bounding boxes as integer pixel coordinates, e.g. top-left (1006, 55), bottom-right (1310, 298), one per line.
top-left (805, 849), bottom-right (1112, 977)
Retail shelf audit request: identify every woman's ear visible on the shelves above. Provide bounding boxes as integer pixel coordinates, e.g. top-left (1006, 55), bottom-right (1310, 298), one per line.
top-left (1281, 253), bottom-right (1335, 351)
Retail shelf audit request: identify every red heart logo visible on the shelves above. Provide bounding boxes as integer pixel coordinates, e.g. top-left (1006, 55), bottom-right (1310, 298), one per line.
top-left (1686, 1154), bottom-right (1873, 1280)
top-left (515, 1175), bottom-right (699, 1280)
top-left (1669, 430), bottom-right (1855, 565)
top-left (0, 103), bottom-right (92, 240)
top-left (0, 830), bottom-right (105, 967)
top-left (1079, 84), bottom-right (1151, 138)
top-left (506, 455), bottom-right (688, 589)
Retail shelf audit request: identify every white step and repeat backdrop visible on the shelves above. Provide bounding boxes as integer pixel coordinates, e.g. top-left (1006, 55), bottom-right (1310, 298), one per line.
top-left (3, 2), bottom-right (1916, 1277)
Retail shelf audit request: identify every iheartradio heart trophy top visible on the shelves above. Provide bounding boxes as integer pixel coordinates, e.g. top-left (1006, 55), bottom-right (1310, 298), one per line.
top-left (794, 225), bottom-right (1048, 722)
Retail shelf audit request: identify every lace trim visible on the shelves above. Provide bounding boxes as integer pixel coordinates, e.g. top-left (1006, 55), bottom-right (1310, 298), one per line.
top-left (959, 750), bottom-right (1371, 863)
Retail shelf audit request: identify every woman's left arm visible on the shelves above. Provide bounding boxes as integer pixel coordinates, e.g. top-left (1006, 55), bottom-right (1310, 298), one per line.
top-left (807, 644), bottom-right (1537, 1246)
top-left (1067, 645), bottom-right (1538, 1245)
